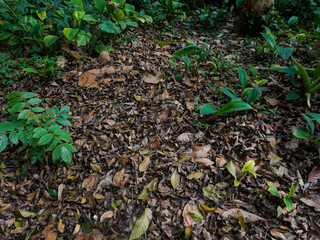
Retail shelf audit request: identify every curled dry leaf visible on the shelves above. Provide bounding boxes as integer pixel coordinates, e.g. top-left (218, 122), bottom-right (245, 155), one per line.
top-left (74, 138), bottom-right (87, 151)
top-left (100, 211), bottom-right (114, 222)
top-left (193, 158), bottom-right (214, 168)
top-left (58, 183), bottom-right (64, 201)
top-left (101, 66), bottom-right (116, 75)
top-left (103, 119), bottom-right (116, 126)
top-left (216, 156), bottom-right (227, 168)
top-left (98, 51), bottom-right (111, 64)
top-left (123, 65), bottom-right (133, 73)
top-left (78, 72), bottom-right (98, 88)
top-left (139, 157), bottom-right (151, 172)
top-left (183, 200), bottom-right (199, 227)
top-left (73, 223), bottom-right (81, 235)
top-left (308, 166), bottom-right (320, 183)
top-left (161, 90), bottom-right (170, 100)
top-left (97, 135), bottom-right (112, 150)
top-left (177, 133), bottom-right (193, 142)
top-left (192, 145), bottom-right (211, 158)
top-left (220, 208), bottom-right (264, 222)
top-left (142, 74), bottom-right (160, 84)
top-left (113, 168), bottom-right (125, 187)
top-left (90, 163), bottom-right (102, 173)
top-left (82, 173), bottom-right (100, 192)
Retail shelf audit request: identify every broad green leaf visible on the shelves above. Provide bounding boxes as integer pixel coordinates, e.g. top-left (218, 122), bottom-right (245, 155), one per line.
top-left (114, 9), bottom-right (125, 20)
top-left (0, 31), bottom-right (12, 40)
top-left (283, 198), bottom-right (293, 211)
top-left (5, 91), bottom-right (20, 99)
top-left (23, 68), bottom-right (39, 74)
top-left (99, 21), bottom-right (121, 34)
top-left (58, 136), bottom-right (73, 142)
top-left (291, 57), bottom-right (311, 90)
top-left (277, 46), bottom-right (293, 60)
top-left (124, 18), bottom-right (138, 27)
top-left (196, 49), bottom-right (213, 66)
top-left (182, 56), bottom-right (191, 70)
top-left (307, 112), bottom-right (320, 125)
top-left (172, 45), bottom-right (203, 58)
top-left (286, 184), bottom-right (296, 199)
top-left (71, 0), bottom-right (84, 11)
top-left (234, 179), bottom-right (240, 187)
top-left (83, 14), bottom-right (98, 22)
top-left (74, 11), bottom-right (86, 21)
top-left (48, 125), bottom-right (61, 132)
top-left (94, 0), bottom-right (105, 14)
top-left (227, 161), bottom-right (237, 179)
top-left (288, 16), bottom-right (298, 25)
top-left (32, 107), bottom-right (45, 113)
top-left (61, 146), bottom-right (72, 164)
top-left (46, 139), bottom-right (59, 152)
top-left (241, 160), bottom-right (255, 173)
top-left (111, 200), bottom-right (122, 209)
top-left (129, 208), bottom-right (152, 240)
top-left (238, 67), bottom-right (248, 90)
top-left (286, 92), bottom-right (300, 100)
top-left (56, 118), bottom-right (71, 126)
top-left (248, 170), bottom-right (257, 178)
top-left (0, 135), bottom-right (8, 152)
top-left (36, 10), bottom-right (47, 21)
top-left (43, 35), bottom-right (59, 47)
top-left (82, 219), bottom-right (92, 234)
top-left (200, 104), bottom-right (217, 115)
top-left (54, 129), bottom-right (70, 136)
top-left (38, 134), bottom-right (54, 145)
top-left (21, 92), bottom-right (35, 99)
top-left (76, 31), bottom-right (91, 47)
top-left (60, 106), bottom-right (70, 113)
top-left (189, 210), bottom-right (204, 222)
top-left (293, 126), bottom-right (310, 140)
top-left (171, 169), bottom-right (180, 190)
top-left (20, 211), bottom-right (37, 218)
top-left (63, 28), bottom-right (79, 41)
top-left (261, 33), bottom-right (276, 49)
top-left (60, 113), bottom-right (71, 118)
top-left (63, 143), bottom-right (77, 152)
top-left (52, 145), bottom-right (63, 163)
top-left (8, 103), bottom-right (26, 113)
top-left (302, 114), bottom-right (315, 134)
top-left (9, 132), bottom-right (18, 144)
top-left (18, 130), bottom-right (29, 144)
top-left (27, 98), bottom-right (42, 105)
top-left (247, 87), bottom-right (261, 104)
top-left (267, 182), bottom-right (280, 197)
top-left (33, 128), bottom-right (48, 138)
top-left (9, 97), bottom-right (21, 107)
top-left (216, 101), bottom-right (252, 116)
top-left (220, 87), bottom-right (237, 99)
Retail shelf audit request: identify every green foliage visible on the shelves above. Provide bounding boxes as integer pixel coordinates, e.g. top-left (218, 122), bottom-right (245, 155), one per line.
top-left (227, 160), bottom-right (257, 187)
top-left (0, 91), bottom-right (76, 165)
top-left (0, 0), bottom-right (152, 54)
top-left (23, 59), bottom-right (55, 78)
top-left (267, 182), bottom-right (296, 216)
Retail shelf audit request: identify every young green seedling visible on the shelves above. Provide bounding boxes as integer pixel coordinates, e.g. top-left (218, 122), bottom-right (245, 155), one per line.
top-left (227, 160), bottom-right (257, 187)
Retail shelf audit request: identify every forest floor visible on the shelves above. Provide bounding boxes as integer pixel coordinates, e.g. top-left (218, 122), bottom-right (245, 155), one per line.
top-left (0, 17), bottom-right (320, 240)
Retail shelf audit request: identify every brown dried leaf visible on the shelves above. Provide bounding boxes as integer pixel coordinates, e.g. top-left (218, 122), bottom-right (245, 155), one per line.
top-left (58, 184), bottom-right (64, 201)
top-left (193, 158), bottom-right (214, 168)
top-left (177, 133), bottom-right (193, 142)
top-left (308, 166), bottom-right (320, 182)
top-left (90, 163), bottom-right (102, 173)
top-left (101, 66), bottom-right (116, 75)
top-left (70, 50), bottom-right (81, 60)
top-left (73, 224), bottom-right (81, 235)
top-left (216, 156), bottom-right (227, 168)
top-left (123, 65), bottom-right (133, 73)
top-left (97, 135), bottom-right (112, 150)
top-left (220, 208), bottom-right (264, 222)
top-left (139, 157), bottom-right (151, 172)
top-left (98, 51), bottom-right (111, 64)
top-left (42, 224), bottom-right (57, 240)
top-left (192, 145), bottom-right (211, 158)
top-left (103, 119), bottom-right (116, 126)
top-left (78, 72), bottom-right (98, 88)
top-left (161, 90), bottom-right (170, 100)
top-left (183, 200), bottom-right (199, 227)
top-left (113, 168), bottom-right (125, 187)
top-left (74, 138), bottom-right (87, 151)
top-left (142, 74), bottom-right (160, 84)
top-left (100, 211), bottom-right (114, 222)
top-left (82, 173), bottom-right (100, 192)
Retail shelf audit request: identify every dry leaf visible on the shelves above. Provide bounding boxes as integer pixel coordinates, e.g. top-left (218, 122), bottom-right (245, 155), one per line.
top-left (103, 119), bottom-right (116, 126)
top-left (101, 66), bottom-right (115, 75)
top-left (192, 145), bottom-right (211, 158)
top-left (123, 65), bottom-right (133, 73)
top-left (115, 77), bottom-right (126, 82)
top-left (220, 208), bottom-right (264, 222)
top-left (42, 224), bottom-right (57, 240)
top-left (87, 68), bottom-right (101, 76)
top-left (161, 90), bottom-right (170, 100)
top-left (216, 156), bottom-right (227, 168)
top-left (100, 211), bottom-right (114, 222)
top-left (90, 163), bottom-right (102, 173)
top-left (97, 135), bottom-right (112, 150)
top-left (177, 133), bottom-right (193, 142)
top-left (308, 166), bottom-right (320, 182)
top-left (113, 168), bottom-right (125, 187)
top-left (142, 74), bottom-right (160, 84)
top-left (171, 169), bottom-right (180, 190)
top-left (74, 138), bottom-right (87, 151)
top-left (98, 51), bottom-right (111, 64)
top-left (73, 224), bottom-right (81, 235)
top-left (183, 201), bottom-right (199, 227)
top-left (193, 158), bottom-right (214, 168)
top-left (58, 220), bottom-right (65, 233)
top-left (58, 184), bottom-right (64, 201)
top-left (78, 72), bottom-right (98, 88)
top-left (187, 172), bottom-right (204, 180)
top-left (82, 173), bottom-right (100, 192)
top-left (139, 157), bottom-right (151, 172)
top-left (70, 50), bottom-right (81, 60)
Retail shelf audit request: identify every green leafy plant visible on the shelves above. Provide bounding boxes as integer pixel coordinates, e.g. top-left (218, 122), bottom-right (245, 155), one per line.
top-left (267, 182), bottom-right (296, 217)
top-left (227, 160), bottom-right (257, 187)
top-left (220, 67), bottom-right (264, 105)
top-left (260, 29), bottom-right (293, 71)
top-left (23, 59), bottom-right (55, 78)
top-left (171, 40), bottom-right (213, 75)
top-left (293, 112), bottom-right (320, 160)
top-left (0, 91), bottom-right (76, 165)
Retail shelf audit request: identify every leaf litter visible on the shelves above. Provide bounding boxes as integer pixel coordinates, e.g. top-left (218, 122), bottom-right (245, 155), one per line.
top-left (0, 20), bottom-right (319, 240)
